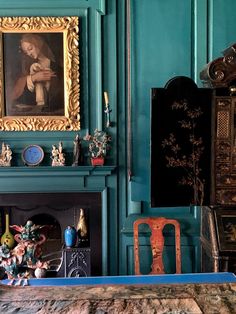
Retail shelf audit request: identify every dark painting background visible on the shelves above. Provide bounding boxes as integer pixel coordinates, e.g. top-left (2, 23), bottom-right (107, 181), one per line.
top-left (3, 32), bottom-right (64, 116)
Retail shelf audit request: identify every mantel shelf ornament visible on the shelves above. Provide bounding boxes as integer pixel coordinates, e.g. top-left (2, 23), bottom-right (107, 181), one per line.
top-left (0, 142), bottom-right (12, 166)
top-left (83, 129), bottom-right (112, 166)
top-left (51, 141), bottom-right (65, 166)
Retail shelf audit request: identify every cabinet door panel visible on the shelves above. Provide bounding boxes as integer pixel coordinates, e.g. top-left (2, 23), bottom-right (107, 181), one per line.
top-left (151, 76), bottom-right (212, 207)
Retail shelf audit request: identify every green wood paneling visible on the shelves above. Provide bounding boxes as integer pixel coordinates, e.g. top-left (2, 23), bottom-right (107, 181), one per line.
top-left (0, 0), bottom-right (119, 276)
top-left (208, 0), bottom-right (236, 60)
top-left (119, 0), bottom-right (208, 274)
top-left (192, 0), bottom-right (208, 84)
top-left (0, 0), bottom-right (235, 275)
top-left (0, 166), bottom-right (115, 192)
top-left (129, 0), bottom-right (207, 204)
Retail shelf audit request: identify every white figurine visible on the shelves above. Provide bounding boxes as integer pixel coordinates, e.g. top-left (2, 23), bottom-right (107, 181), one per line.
top-left (51, 142), bottom-right (65, 166)
top-left (0, 142), bottom-right (12, 167)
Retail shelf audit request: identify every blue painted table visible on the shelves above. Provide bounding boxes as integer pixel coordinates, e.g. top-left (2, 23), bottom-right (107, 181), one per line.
top-left (1, 273), bottom-right (236, 313)
top-left (1, 272), bottom-right (236, 286)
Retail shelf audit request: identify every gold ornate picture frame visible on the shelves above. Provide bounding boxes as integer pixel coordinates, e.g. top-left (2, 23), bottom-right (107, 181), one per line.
top-left (0, 16), bottom-right (80, 131)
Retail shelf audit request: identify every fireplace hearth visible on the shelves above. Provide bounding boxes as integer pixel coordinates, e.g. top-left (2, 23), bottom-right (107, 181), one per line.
top-left (0, 192), bottom-right (102, 277)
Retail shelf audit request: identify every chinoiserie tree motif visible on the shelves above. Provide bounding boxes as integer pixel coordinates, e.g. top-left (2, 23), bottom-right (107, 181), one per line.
top-left (161, 99), bottom-right (205, 206)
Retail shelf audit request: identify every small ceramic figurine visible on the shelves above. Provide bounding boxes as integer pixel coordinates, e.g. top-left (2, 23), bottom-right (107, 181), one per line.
top-left (5, 145), bottom-right (12, 164)
top-left (77, 208), bottom-right (89, 247)
top-left (72, 134), bottom-right (82, 166)
top-left (58, 142), bottom-right (65, 164)
top-left (51, 142), bottom-right (65, 166)
top-left (0, 142), bottom-right (12, 167)
top-left (0, 220), bottom-right (48, 283)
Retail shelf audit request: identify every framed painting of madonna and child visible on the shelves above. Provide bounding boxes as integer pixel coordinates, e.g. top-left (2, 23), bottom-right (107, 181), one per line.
top-left (0, 16), bottom-right (80, 131)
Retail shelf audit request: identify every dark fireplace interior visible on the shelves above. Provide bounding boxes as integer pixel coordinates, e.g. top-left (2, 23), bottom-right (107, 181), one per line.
top-left (0, 192), bottom-right (102, 277)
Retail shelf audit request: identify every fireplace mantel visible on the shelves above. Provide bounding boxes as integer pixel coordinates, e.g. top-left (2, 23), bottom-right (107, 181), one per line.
top-left (0, 166), bottom-right (116, 276)
top-left (0, 166), bottom-right (116, 193)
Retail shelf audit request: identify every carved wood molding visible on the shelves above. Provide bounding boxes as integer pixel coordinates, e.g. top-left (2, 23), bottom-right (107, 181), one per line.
top-left (200, 43), bottom-right (236, 88)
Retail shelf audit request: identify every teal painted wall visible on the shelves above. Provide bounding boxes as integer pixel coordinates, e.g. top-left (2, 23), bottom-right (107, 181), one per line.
top-left (0, 0), bottom-right (236, 275)
top-left (119, 0), bottom-right (236, 275)
top-left (0, 0), bottom-right (119, 276)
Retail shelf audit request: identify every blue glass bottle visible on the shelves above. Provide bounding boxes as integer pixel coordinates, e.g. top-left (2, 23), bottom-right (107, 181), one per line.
top-left (64, 226), bottom-right (77, 248)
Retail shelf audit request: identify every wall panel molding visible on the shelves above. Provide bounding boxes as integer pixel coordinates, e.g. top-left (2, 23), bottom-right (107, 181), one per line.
top-left (0, 0), bottom-right (104, 10)
top-left (192, 0), bottom-right (208, 84)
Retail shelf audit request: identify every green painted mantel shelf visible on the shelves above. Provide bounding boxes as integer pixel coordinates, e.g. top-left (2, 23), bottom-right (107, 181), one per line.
top-left (0, 166), bottom-right (116, 193)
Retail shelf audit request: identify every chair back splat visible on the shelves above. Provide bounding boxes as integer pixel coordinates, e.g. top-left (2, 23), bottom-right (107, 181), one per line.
top-left (133, 217), bottom-right (181, 275)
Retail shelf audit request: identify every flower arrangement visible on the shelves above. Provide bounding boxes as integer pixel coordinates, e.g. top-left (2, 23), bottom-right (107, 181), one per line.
top-left (84, 129), bottom-right (112, 161)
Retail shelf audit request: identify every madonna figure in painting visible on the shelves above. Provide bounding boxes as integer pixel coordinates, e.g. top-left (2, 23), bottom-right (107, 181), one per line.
top-left (4, 33), bottom-right (64, 116)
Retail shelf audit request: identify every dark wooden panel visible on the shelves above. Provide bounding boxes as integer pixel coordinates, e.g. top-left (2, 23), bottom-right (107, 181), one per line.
top-left (151, 76), bottom-right (213, 207)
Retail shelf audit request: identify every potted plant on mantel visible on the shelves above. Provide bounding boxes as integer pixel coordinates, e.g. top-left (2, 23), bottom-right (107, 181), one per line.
top-left (83, 129), bottom-right (112, 166)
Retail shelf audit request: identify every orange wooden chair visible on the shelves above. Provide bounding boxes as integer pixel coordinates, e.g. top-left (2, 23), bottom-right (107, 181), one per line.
top-left (133, 217), bottom-right (181, 275)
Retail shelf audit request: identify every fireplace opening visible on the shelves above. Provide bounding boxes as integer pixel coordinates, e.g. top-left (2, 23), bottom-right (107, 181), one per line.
top-left (0, 192), bottom-right (102, 277)
top-left (27, 213), bottom-right (61, 256)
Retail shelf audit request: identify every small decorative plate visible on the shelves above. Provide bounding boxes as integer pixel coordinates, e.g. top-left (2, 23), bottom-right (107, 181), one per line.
top-left (22, 145), bottom-right (44, 166)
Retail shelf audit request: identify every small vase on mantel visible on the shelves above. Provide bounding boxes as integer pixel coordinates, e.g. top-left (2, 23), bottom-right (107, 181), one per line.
top-left (64, 226), bottom-right (77, 248)
top-left (1, 213), bottom-right (14, 249)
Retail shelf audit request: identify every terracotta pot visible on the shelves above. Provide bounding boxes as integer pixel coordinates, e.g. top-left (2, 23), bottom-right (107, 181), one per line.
top-left (91, 157), bottom-right (104, 166)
